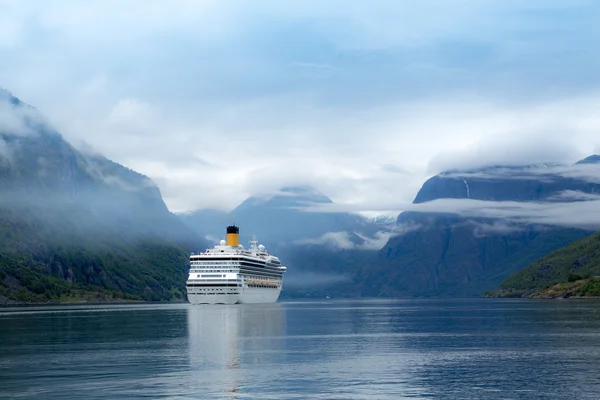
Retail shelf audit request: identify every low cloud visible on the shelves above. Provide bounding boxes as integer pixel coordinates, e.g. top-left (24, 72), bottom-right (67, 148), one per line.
top-left (353, 231), bottom-right (391, 250)
top-left (0, 95), bottom-right (159, 194)
top-left (546, 190), bottom-right (600, 202)
top-left (390, 221), bottom-right (422, 238)
top-left (0, 94), bottom-right (48, 137)
top-left (203, 234), bottom-right (221, 244)
top-left (294, 230), bottom-right (390, 251)
top-left (428, 133), bottom-right (584, 174)
top-left (411, 198), bottom-right (600, 229)
top-left (295, 232), bottom-right (356, 250)
top-left (296, 195), bottom-right (600, 230)
top-left (80, 157), bottom-right (158, 193)
top-left (464, 220), bottom-right (527, 237)
top-left (0, 137), bottom-right (11, 161)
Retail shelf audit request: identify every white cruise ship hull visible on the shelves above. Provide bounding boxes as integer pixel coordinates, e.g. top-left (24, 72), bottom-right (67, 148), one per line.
top-left (187, 293), bottom-right (239, 305)
top-left (237, 287), bottom-right (281, 304)
top-left (187, 286), bottom-right (282, 305)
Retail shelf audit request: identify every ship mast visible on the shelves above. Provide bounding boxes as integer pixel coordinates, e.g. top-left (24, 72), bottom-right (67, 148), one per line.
top-left (249, 235), bottom-right (258, 252)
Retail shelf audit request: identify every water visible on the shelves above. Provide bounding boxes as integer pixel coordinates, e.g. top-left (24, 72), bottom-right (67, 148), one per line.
top-left (2, 299), bottom-right (600, 399)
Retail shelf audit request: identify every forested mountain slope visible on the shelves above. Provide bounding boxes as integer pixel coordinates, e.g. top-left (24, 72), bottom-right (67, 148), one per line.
top-left (0, 89), bottom-right (205, 303)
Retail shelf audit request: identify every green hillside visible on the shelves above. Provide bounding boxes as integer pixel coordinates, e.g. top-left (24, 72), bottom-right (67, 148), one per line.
top-left (0, 89), bottom-right (201, 304)
top-left (490, 231), bottom-right (600, 298)
top-left (0, 197), bottom-right (192, 304)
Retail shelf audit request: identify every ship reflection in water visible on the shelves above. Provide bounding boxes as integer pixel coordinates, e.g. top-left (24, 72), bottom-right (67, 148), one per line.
top-left (186, 303), bottom-right (285, 398)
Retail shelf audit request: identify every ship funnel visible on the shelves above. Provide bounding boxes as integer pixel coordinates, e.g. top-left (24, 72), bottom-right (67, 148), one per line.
top-left (226, 225), bottom-right (239, 247)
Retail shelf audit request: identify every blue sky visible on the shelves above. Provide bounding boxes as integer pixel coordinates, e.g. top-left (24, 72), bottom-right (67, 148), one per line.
top-left (1, 0), bottom-right (600, 212)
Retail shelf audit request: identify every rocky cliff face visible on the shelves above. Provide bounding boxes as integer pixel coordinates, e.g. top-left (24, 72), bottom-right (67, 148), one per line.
top-left (358, 161), bottom-right (600, 297)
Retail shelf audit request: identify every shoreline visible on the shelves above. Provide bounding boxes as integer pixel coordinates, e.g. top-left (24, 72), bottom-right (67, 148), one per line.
top-left (6, 295), bottom-right (600, 308)
top-left (0, 298), bottom-right (188, 308)
top-left (485, 277), bottom-right (600, 300)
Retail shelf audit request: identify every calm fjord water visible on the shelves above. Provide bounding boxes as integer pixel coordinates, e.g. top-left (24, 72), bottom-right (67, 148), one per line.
top-left (2, 299), bottom-right (600, 399)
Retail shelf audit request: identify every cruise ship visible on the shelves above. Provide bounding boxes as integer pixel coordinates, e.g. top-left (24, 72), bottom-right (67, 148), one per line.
top-left (186, 225), bottom-right (287, 305)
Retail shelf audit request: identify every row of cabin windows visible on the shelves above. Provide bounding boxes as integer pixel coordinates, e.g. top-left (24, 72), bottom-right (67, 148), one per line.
top-left (187, 284), bottom-right (240, 287)
top-left (189, 290), bottom-right (239, 294)
top-left (190, 259), bottom-right (274, 267)
top-left (193, 276), bottom-right (240, 281)
top-left (190, 292), bottom-right (239, 295)
top-left (189, 268), bottom-right (281, 277)
top-left (247, 284), bottom-right (279, 289)
top-left (191, 261), bottom-right (236, 265)
top-left (189, 269), bottom-right (236, 273)
top-left (240, 261), bottom-right (277, 268)
top-left (241, 270), bottom-right (282, 278)
top-left (191, 262), bottom-right (280, 269)
top-left (248, 276), bottom-right (279, 281)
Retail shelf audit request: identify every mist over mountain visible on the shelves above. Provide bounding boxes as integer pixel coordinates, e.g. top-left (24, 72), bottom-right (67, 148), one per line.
top-left (181, 186), bottom-right (394, 247)
top-left (0, 89), bottom-right (205, 303)
top-left (179, 186), bottom-right (395, 297)
top-left (357, 159), bottom-right (600, 298)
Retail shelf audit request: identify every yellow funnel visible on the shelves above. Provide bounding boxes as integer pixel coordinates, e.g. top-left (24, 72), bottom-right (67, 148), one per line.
top-left (226, 225), bottom-right (239, 247)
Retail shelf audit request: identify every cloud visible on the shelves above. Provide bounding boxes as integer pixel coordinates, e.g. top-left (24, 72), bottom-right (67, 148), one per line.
top-left (428, 133), bottom-right (583, 174)
top-left (0, 94), bottom-right (49, 137)
top-left (0, 137), bottom-right (10, 161)
top-left (296, 187), bottom-right (600, 230)
top-left (3, 1), bottom-right (586, 52)
top-left (425, 91), bottom-right (600, 175)
top-left (2, 1), bottom-right (600, 213)
top-left (411, 198), bottom-right (600, 229)
top-left (203, 234), bottom-right (222, 245)
top-left (294, 230), bottom-right (390, 251)
top-left (353, 231), bottom-right (391, 250)
top-left (350, 196), bottom-right (600, 230)
top-left (546, 190), bottom-right (600, 202)
top-left (464, 220), bottom-right (527, 237)
top-left (84, 162), bottom-right (157, 193)
top-left (547, 164), bottom-right (600, 184)
top-left (390, 221), bottom-right (423, 238)
top-left (295, 232), bottom-right (356, 250)
top-left (34, 90), bottom-right (600, 213)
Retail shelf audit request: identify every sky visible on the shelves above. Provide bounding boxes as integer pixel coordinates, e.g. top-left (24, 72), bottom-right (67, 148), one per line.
top-left (2, 0), bottom-right (600, 213)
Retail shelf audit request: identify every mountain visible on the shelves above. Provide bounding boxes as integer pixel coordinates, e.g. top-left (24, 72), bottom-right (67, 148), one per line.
top-left (179, 186), bottom-right (396, 297)
top-left (0, 89), bottom-right (206, 303)
top-left (180, 186), bottom-right (394, 249)
top-left (356, 161), bottom-right (600, 298)
top-left (493, 231), bottom-right (600, 298)
top-left (184, 186), bottom-right (352, 243)
top-left (576, 155), bottom-right (600, 165)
